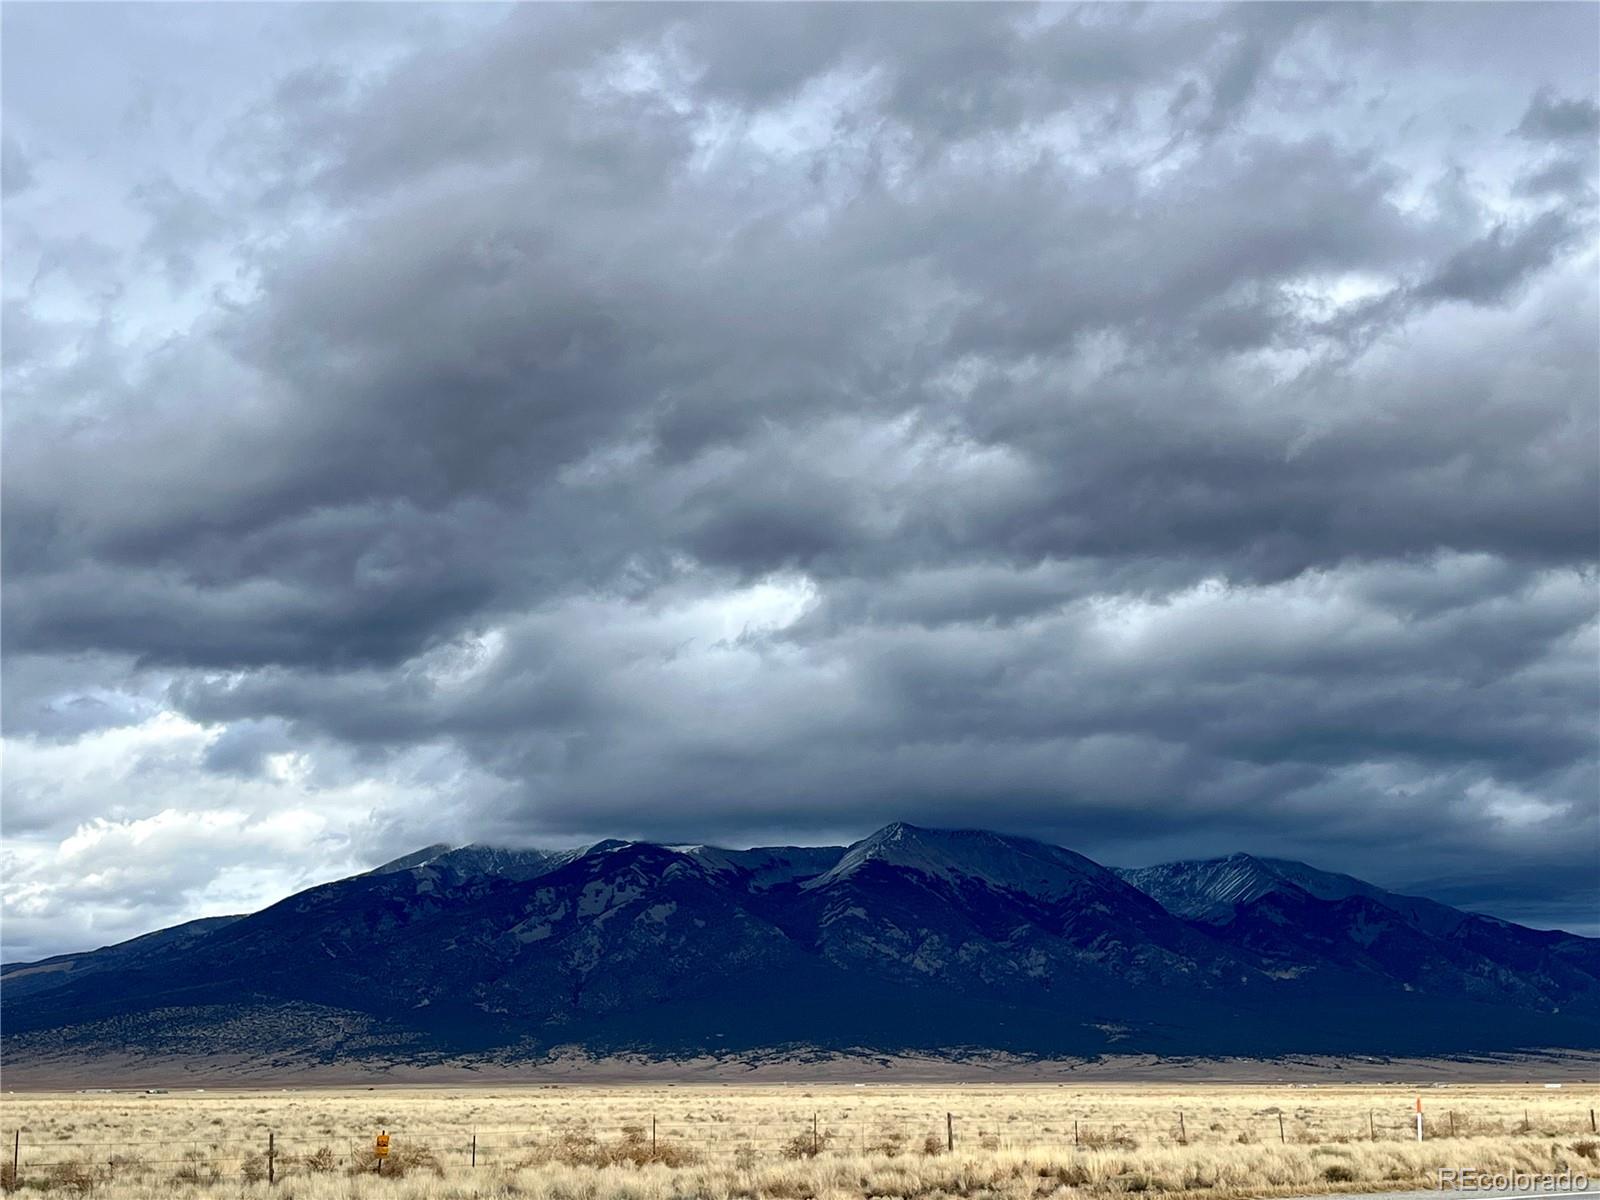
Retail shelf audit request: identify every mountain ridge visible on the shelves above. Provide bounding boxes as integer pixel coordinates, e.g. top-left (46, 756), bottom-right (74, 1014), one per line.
top-left (4, 824), bottom-right (1595, 1068)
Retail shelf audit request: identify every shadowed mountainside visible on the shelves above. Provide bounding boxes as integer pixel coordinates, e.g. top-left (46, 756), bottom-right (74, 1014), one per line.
top-left (4, 824), bottom-right (1596, 1069)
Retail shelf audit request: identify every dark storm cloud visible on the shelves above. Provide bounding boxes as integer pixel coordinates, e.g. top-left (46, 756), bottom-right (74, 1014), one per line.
top-left (3, 2), bottom-right (1596, 953)
top-left (1518, 87), bottom-right (1600, 143)
top-left (1418, 209), bottom-right (1583, 304)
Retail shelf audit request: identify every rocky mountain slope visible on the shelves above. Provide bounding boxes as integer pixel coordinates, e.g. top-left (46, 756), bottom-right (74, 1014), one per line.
top-left (4, 824), bottom-right (1596, 1068)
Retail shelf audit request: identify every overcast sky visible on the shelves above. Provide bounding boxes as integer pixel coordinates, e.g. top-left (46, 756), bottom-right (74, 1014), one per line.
top-left (3, 3), bottom-right (1597, 962)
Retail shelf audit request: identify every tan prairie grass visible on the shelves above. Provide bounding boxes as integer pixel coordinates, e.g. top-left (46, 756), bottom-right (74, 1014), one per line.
top-left (1, 1083), bottom-right (1596, 1199)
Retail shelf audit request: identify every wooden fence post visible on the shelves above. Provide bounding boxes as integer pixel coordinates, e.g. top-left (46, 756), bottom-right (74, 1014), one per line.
top-left (267, 1131), bottom-right (275, 1185)
top-left (11, 1129), bottom-right (18, 1186)
top-left (1277, 1114), bottom-right (1285, 1144)
top-left (1177, 1111), bottom-right (1186, 1143)
top-left (1449, 1111), bottom-right (1456, 1137)
top-left (1369, 1111), bottom-right (1375, 1142)
top-left (1590, 1108), bottom-right (1596, 1133)
top-left (471, 1132), bottom-right (477, 1168)
top-left (1073, 1119), bottom-right (1079, 1147)
top-left (946, 1112), bottom-right (953, 1153)
top-left (652, 1117), bottom-right (657, 1155)
top-left (812, 1113), bottom-right (819, 1157)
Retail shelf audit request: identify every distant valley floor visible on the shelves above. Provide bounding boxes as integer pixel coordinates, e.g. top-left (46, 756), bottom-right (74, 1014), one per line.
top-left (4, 1047), bottom-right (1597, 1090)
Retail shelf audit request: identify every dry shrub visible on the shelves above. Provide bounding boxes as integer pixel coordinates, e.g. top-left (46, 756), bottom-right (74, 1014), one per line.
top-left (612, 1129), bottom-right (697, 1167)
top-left (761, 1179), bottom-right (818, 1200)
top-left (304, 1145), bottom-right (338, 1173)
top-left (1572, 1140), bottom-right (1599, 1162)
top-left (1037, 1163), bottom-right (1092, 1187)
top-left (520, 1129), bottom-right (697, 1168)
top-left (781, 1129), bottom-right (832, 1159)
top-left (240, 1153), bottom-right (267, 1182)
top-left (922, 1133), bottom-right (945, 1156)
top-left (173, 1152), bottom-right (220, 1186)
top-left (48, 1161), bottom-right (97, 1195)
top-left (1081, 1129), bottom-right (1139, 1151)
top-left (1119, 1171), bottom-right (1163, 1193)
top-left (867, 1130), bottom-right (907, 1156)
top-left (347, 1141), bottom-right (443, 1178)
top-left (0, 1163), bottom-right (16, 1193)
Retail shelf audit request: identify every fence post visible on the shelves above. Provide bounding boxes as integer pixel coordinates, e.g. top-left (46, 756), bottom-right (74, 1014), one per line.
top-left (1278, 1114), bottom-right (1285, 1144)
top-left (1073, 1119), bottom-right (1079, 1147)
top-left (1449, 1111), bottom-right (1455, 1138)
top-left (267, 1131), bottom-right (275, 1185)
top-left (652, 1117), bottom-right (657, 1155)
top-left (1590, 1108), bottom-right (1596, 1133)
top-left (471, 1132), bottom-right (477, 1168)
top-left (1369, 1110), bottom-right (1375, 1142)
top-left (1177, 1111), bottom-right (1186, 1143)
top-left (11, 1129), bottom-right (17, 1187)
top-left (812, 1113), bottom-right (819, 1157)
top-left (947, 1112), bottom-right (953, 1153)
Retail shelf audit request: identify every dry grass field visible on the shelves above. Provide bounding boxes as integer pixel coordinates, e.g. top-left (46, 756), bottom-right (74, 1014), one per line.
top-left (2, 1082), bottom-right (1597, 1199)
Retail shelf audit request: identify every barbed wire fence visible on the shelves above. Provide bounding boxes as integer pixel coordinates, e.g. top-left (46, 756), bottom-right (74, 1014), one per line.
top-left (3, 1105), bottom-right (1597, 1191)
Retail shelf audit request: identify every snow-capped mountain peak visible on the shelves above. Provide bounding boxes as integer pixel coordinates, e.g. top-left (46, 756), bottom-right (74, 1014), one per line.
top-left (806, 822), bottom-right (1113, 900)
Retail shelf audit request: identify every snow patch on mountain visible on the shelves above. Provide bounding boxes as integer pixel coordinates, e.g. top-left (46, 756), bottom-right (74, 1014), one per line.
top-left (1117, 853), bottom-right (1474, 933)
top-left (682, 845), bottom-right (846, 888)
top-left (369, 843), bottom-right (587, 882)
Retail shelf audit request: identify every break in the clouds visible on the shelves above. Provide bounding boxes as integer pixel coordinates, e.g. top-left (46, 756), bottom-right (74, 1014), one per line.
top-left (3, 3), bottom-right (1597, 961)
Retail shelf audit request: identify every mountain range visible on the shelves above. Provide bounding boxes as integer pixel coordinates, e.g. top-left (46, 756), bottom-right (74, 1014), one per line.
top-left (3, 823), bottom-right (1596, 1070)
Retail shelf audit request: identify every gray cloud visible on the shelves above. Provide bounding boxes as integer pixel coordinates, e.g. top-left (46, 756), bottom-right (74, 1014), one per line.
top-left (1517, 87), bottom-right (1600, 143)
top-left (3, 2), bottom-right (1597, 958)
top-left (1418, 210), bottom-right (1583, 304)
top-left (1, 133), bottom-right (34, 198)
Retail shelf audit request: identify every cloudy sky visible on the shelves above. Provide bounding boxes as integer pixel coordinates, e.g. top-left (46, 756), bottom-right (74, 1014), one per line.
top-left (3, 3), bottom-right (1597, 962)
